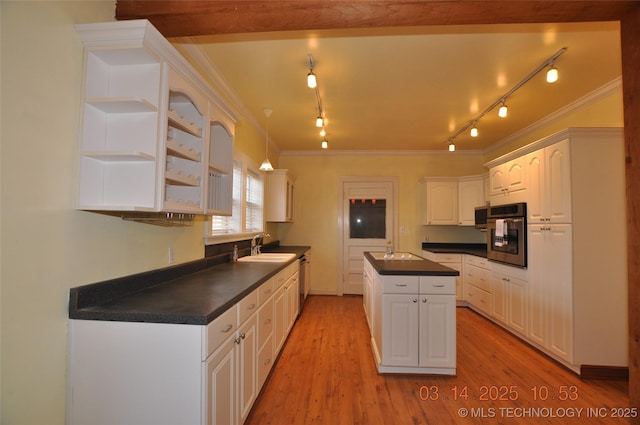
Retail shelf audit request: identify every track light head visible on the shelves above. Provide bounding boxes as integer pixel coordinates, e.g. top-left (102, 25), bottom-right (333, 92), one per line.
top-left (316, 116), bottom-right (324, 128)
top-left (321, 138), bottom-right (328, 149)
top-left (470, 125), bottom-right (478, 138)
top-left (546, 66), bottom-right (558, 83)
top-left (498, 102), bottom-right (508, 118)
top-left (307, 71), bottom-right (317, 88)
top-left (448, 142), bottom-right (455, 152)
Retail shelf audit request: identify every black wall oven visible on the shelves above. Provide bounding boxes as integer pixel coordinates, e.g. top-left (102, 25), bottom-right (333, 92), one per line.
top-left (486, 202), bottom-right (527, 268)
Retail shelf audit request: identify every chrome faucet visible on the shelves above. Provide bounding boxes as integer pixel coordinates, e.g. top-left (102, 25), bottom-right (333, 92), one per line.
top-left (251, 232), bottom-right (271, 255)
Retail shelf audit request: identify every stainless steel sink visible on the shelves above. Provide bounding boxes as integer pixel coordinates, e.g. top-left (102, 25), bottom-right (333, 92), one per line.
top-left (368, 252), bottom-right (422, 260)
top-left (237, 253), bottom-right (297, 263)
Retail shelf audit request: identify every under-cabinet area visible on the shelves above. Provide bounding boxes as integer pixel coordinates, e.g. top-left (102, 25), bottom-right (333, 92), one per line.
top-left (67, 249), bottom-right (306, 425)
top-left (363, 252), bottom-right (458, 375)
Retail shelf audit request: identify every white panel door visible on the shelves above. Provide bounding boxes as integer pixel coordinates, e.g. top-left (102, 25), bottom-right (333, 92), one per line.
top-left (341, 178), bottom-right (396, 295)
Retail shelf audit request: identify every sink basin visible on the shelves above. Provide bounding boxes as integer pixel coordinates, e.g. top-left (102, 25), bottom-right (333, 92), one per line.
top-left (237, 253), bottom-right (297, 263)
top-left (368, 252), bottom-right (422, 261)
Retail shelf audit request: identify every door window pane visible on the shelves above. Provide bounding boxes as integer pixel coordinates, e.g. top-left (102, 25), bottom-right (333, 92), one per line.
top-left (349, 199), bottom-right (386, 239)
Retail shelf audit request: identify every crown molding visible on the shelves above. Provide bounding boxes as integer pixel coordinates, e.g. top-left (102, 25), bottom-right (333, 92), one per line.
top-left (279, 149), bottom-right (484, 157)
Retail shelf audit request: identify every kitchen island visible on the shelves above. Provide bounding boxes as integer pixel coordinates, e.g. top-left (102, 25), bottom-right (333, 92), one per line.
top-left (363, 252), bottom-right (459, 375)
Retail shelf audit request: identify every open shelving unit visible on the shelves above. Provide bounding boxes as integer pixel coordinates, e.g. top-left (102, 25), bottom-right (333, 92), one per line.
top-left (75, 20), bottom-right (238, 222)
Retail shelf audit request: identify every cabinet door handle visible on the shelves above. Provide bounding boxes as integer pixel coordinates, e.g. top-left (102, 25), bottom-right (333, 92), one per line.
top-left (264, 318), bottom-right (271, 325)
top-left (263, 358), bottom-right (271, 366)
top-left (433, 284), bottom-right (445, 288)
top-left (264, 289), bottom-right (272, 295)
top-left (395, 284), bottom-right (407, 287)
top-left (247, 303), bottom-right (256, 310)
top-left (221, 324), bottom-right (233, 333)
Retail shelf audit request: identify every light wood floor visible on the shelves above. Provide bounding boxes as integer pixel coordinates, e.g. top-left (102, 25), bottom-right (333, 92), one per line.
top-left (247, 295), bottom-right (631, 425)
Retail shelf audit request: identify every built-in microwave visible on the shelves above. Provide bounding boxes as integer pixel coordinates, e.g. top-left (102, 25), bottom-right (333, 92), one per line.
top-left (486, 202), bottom-right (527, 268)
top-left (474, 206), bottom-right (488, 229)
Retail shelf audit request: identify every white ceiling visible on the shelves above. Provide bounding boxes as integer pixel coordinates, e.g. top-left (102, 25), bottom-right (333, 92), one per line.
top-left (175, 21), bottom-right (621, 153)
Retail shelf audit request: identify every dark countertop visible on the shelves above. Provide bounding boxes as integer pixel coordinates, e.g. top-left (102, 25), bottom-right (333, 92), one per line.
top-left (421, 242), bottom-right (487, 258)
top-left (69, 245), bottom-right (310, 326)
top-left (364, 252), bottom-right (459, 276)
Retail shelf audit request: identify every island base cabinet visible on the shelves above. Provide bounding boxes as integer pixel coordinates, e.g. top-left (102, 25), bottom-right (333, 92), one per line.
top-left (419, 294), bottom-right (456, 368)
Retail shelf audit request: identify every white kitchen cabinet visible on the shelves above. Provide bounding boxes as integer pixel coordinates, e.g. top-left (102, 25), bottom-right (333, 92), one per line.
top-left (528, 223), bottom-right (573, 362)
top-left (489, 156), bottom-right (527, 204)
top-left (458, 176), bottom-right (486, 225)
top-left (422, 251), bottom-right (463, 302)
top-left (265, 169), bottom-right (295, 222)
top-left (68, 261), bottom-right (300, 425)
top-left (75, 20), bottom-right (237, 217)
top-left (273, 262), bottom-right (300, 357)
top-left (368, 256), bottom-right (456, 375)
top-left (493, 271), bottom-right (528, 336)
top-left (464, 255), bottom-right (492, 315)
top-left (422, 179), bottom-right (458, 225)
top-left (526, 139), bottom-right (571, 225)
top-left (207, 117), bottom-right (235, 215)
top-left (420, 175), bottom-right (485, 226)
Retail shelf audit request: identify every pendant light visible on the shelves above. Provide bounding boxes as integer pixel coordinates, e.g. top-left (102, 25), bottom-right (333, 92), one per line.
top-left (321, 138), bottom-right (328, 149)
top-left (259, 108), bottom-right (274, 171)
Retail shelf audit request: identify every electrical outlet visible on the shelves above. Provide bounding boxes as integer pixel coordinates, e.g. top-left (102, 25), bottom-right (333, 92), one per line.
top-left (168, 247), bottom-right (175, 264)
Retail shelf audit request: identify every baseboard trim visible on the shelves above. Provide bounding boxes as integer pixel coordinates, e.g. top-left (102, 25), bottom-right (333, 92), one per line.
top-left (580, 365), bottom-right (629, 380)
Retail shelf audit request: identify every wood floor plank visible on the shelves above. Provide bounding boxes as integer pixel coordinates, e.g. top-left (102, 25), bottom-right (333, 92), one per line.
top-left (247, 295), bottom-right (631, 425)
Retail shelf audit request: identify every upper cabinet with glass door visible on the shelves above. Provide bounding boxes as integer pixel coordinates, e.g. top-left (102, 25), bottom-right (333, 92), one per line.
top-left (75, 20), bottom-right (238, 216)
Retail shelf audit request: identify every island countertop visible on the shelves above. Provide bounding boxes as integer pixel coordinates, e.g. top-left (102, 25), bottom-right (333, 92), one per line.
top-left (364, 252), bottom-right (460, 276)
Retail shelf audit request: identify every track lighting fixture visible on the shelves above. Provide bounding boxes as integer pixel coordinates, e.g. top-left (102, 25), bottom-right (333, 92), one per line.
top-left (443, 47), bottom-right (567, 151)
top-left (306, 53), bottom-right (330, 148)
top-left (498, 102), bottom-right (508, 118)
top-left (546, 65), bottom-right (558, 83)
top-left (259, 108), bottom-right (274, 172)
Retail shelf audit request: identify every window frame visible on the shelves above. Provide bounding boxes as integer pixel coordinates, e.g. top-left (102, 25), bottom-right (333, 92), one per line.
top-left (205, 150), bottom-right (265, 244)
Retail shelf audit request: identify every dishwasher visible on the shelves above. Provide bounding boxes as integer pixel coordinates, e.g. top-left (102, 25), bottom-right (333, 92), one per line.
top-left (299, 252), bottom-right (310, 314)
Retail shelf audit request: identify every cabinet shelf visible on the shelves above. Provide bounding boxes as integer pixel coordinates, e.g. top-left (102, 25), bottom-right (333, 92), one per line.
top-left (168, 109), bottom-right (202, 137)
top-left (165, 169), bottom-right (200, 186)
top-left (82, 151), bottom-right (155, 162)
top-left (86, 97), bottom-right (157, 113)
top-left (166, 138), bottom-right (201, 162)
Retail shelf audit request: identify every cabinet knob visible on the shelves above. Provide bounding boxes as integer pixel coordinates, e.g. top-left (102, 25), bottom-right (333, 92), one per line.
top-left (239, 332), bottom-right (246, 339)
top-left (413, 298), bottom-right (418, 303)
top-left (234, 337), bottom-right (241, 344)
top-left (422, 298), bottom-right (427, 303)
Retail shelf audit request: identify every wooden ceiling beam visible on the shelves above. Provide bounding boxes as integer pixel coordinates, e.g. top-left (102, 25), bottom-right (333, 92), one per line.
top-left (115, 1), bottom-right (639, 37)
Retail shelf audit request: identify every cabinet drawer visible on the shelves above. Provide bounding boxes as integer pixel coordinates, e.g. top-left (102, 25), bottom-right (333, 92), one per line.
top-left (257, 298), bottom-right (274, 349)
top-left (419, 276), bottom-right (456, 295)
top-left (258, 278), bottom-right (275, 306)
top-left (273, 269), bottom-right (287, 289)
top-left (381, 275), bottom-right (419, 294)
top-left (424, 251), bottom-right (462, 264)
top-left (466, 284), bottom-right (491, 315)
top-left (465, 264), bottom-right (491, 292)
top-left (465, 254), bottom-right (490, 269)
top-left (238, 288), bottom-right (259, 324)
top-left (205, 305), bottom-right (238, 359)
